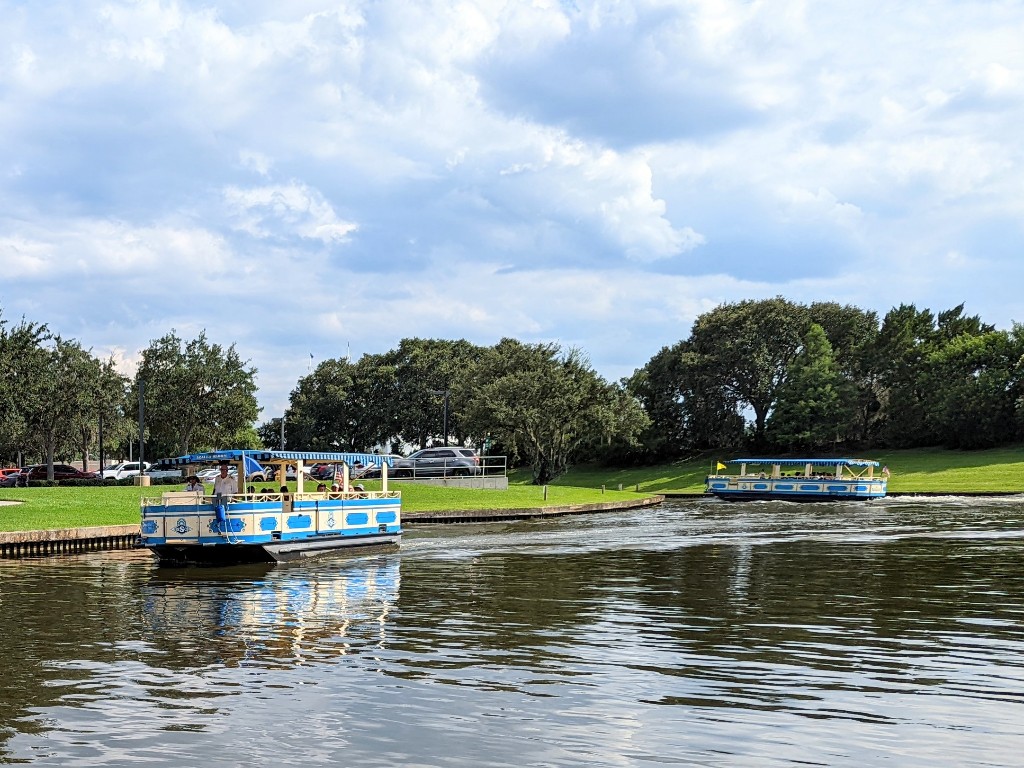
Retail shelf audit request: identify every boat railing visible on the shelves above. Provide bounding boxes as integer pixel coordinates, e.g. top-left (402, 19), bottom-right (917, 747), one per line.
top-left (145, 489), bottom-right (402, 508)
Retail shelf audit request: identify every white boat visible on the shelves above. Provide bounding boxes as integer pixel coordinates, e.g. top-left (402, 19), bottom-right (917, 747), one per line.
top-left (706, 458), bottom-right (888, 501)
top-left (139, 450), bottom-right (400, 566)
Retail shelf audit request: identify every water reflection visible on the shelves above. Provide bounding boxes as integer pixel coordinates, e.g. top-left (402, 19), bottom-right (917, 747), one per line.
top-left (140, 558), bottom-right (399, 669)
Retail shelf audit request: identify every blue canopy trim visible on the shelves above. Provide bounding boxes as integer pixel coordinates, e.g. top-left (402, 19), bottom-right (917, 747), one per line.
top-left (728, 458), bottom-right (880, 468)
top-left (155, 449), bottom-right (393, 469)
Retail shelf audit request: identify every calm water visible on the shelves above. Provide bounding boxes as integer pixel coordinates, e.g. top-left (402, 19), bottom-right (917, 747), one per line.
top-left (2, 497), bottom-right (1024, 766)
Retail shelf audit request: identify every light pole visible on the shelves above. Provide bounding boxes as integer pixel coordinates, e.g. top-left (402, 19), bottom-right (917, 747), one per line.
top-left (428, 389), bottom-right (450, 446)
top-left (137, 380), bottom-right (145, 468)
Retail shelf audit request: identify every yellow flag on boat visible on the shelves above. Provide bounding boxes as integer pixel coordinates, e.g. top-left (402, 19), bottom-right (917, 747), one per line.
top-left (715, 461), bottom-right (728, 471)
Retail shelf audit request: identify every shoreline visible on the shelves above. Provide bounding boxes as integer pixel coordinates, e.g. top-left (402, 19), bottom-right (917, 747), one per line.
top-left (0, 495), bottom-right (665, 558)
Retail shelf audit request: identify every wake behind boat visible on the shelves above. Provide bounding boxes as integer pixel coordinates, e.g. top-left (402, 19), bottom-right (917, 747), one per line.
top-left (706, 457), bottom-right (888, 501)
top-left (139, 449), bottom-right (400, 566)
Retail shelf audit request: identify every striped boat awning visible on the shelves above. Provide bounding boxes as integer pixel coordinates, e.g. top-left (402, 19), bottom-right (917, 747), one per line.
top-left (155, 449), bottom-right (394, 468)
top-left (727, 458), bottom-right (880, 468)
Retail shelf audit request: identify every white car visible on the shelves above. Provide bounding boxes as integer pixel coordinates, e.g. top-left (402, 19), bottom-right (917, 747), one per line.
top-left (101, 461), bottom-right (150, 480)
top-left (195, 468), bottom-right (222, 483)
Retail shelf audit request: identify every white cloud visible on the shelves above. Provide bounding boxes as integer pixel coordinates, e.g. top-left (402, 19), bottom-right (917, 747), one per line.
top-left (223, 183), bottom-right (358, 244)
top-left (2, 0), bottom-right (1024, 416)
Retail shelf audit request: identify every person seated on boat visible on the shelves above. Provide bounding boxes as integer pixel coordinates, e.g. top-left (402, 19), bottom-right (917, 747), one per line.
top-left (213, 461), bottom-right (237, 497)
top-left (183, 475), bottom-right (204, 493)
top-left (247, 485), bottom-right (255, 495)
top-left (280, 485), bottom-right (289, 495)
top-left (351, 483), bottom-right (365, 493)
top-left (316, 483), bottom-right (328, 492)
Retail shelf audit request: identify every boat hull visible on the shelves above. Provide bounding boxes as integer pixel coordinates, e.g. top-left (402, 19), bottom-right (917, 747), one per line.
top-left (706, 477), bottom-right (886, 502)
top-left (148, 531), bottom-right (401, 566)
top-left (140, 490), bottom-right (402, 567)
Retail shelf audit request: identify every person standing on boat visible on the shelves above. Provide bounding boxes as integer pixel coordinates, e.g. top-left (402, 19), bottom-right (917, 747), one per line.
top-left (213, 461), bottom-right (237, 497)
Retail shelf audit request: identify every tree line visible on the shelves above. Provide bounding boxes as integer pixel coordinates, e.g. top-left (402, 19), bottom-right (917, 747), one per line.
top-left (630, 297), bottom-right (1024, 456)
top-left (3, 297), bottom-right (1022, 483)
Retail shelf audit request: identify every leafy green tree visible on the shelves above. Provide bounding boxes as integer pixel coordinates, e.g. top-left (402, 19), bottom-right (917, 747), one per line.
top-left (381, 338), bottom-right (487, 449)
top-left (256, 417), bottom-right (286, 450)
top-left (462, 339), bottom-right (648, 483)
top-left (874, 303), bottom-right (995, 447)
top-left (68, 354), bottom-right (129, 472)
top-left (767, 324), bottom-right (853, 451)
top-left (134, 331), bottom-right (259, 458)
top-left (923, 329), bottom-right (1024, 449)
top-left (808, 302), bottom-right (881, 443)
top-left (285, 357), bottom-right (359, 451)
top-left (873, 303), bottom-right (938, 446)
top-left (628, 340), bottom-right (744, 459)
top-left (0, 313), bottom-right (51, 464)
top-left (21, 338), bottom-right (101, 478)
top-left (93, 359), bottom-right (133, 466)
top-left (688, 297), bottom-right (809, 448)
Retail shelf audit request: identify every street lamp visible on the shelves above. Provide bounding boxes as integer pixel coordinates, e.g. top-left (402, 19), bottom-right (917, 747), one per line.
top-left (428, 389), bottom-right (449, 447)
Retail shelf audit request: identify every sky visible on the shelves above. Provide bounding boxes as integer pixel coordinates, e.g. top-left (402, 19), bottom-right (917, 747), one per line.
top-left (3, 0), bottom-right (1024, 421)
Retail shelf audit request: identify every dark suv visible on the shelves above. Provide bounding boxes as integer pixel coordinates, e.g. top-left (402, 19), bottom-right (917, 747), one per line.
top-left (390, 448), bottom-right (480, 478)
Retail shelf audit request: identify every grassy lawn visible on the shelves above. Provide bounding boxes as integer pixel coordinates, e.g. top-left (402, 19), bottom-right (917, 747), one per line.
top-left (0, 476), bottom-right (641, 533)
top-left (3, 445), bottom-right (1024, 532)
top-left (557, 446), bottom-right (1024, 494)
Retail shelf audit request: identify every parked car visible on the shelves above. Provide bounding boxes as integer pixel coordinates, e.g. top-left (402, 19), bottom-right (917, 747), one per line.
top-left (364, 448), bottom-right (480, 478)
top-left (17, 464), bottom-right (99, 483)
top-left (0, 468), bottom-right (27, 487)
top-left (193, 457), bottom-right (266, 484)
top-left (101, 461), bottom-right (151, 480)
top-left (266, 465), bottom-right (298, 482)
top-left (307, 463), bottom-right (340, 481)
top-left (195, 468), bottom-right (222, 483)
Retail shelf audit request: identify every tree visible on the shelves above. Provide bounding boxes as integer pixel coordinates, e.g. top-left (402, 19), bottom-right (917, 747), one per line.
top-left (807, 302), bottom-right (881, 443)
top-left (135, 331), bottom-right (259, 458)
top-left (462, 339), bottom-right (649, 483)
top-left (22, 338), bottom-right (100, 478)
top-left (285, 357), bottom-right (359, 451)
top-left (381, 338), bottom-right (487, 449)
top-left (873, 303), bottom-right (995, 447)
top-left (924, 329), bottom-right (1024, 449)
top-left (767, 324), bottom-right (853, 451)
top-left (68, 353), bottom-right (130, 472)
top-left (0, 312), bottom-right (51, 464)
top-left (628, 340), bottom-right (744, 459)
top-left (687, 297), bottom-right (809, 448)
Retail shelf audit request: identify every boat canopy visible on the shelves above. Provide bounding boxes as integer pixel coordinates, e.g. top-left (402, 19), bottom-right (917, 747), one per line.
top-left (155, 449), bottom-right (394, 469)
top-left (727, 458), bottom-right (880, 468)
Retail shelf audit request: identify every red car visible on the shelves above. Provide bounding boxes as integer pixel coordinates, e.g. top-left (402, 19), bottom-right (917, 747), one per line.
top-left (19, 464), bottom-right (99, 482)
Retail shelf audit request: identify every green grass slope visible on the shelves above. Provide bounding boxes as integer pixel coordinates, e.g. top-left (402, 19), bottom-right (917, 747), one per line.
top-left (2, 445), bottom-right (1023, 533)
top-left (554, 446), bottom-right (1024, 494)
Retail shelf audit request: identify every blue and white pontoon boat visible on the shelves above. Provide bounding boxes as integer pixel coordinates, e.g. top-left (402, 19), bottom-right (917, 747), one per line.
top-left (706, 458), bottom-right (887, 501)
top-left (139, 450), bottom-right (400, 566)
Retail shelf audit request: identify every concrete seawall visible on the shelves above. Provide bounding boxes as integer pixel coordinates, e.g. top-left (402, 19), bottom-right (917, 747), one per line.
top-left (0, 524), bottom-right (140, 558)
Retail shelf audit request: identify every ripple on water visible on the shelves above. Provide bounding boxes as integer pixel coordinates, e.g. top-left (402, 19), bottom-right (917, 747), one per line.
top-left (3, 502), bottom-right (1024, 766)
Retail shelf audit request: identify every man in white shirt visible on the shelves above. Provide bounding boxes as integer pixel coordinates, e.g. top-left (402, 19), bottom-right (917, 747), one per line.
top-left (213, 462), bottom-right (237, 497)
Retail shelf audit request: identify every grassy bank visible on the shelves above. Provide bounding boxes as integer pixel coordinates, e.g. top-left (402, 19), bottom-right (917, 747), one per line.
top-left (565, 445), bottom-right (1024, 494)
top-left (2, 445), bottom-right (1023, 532)
top-left (0, 478), bottom-right (642, 533)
